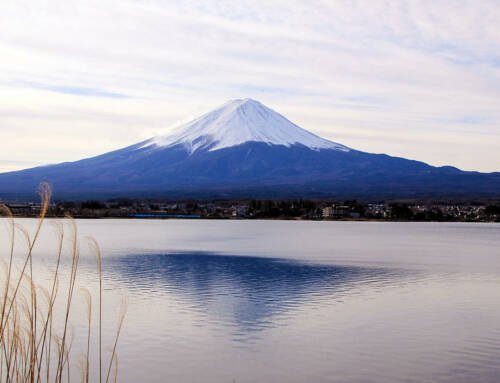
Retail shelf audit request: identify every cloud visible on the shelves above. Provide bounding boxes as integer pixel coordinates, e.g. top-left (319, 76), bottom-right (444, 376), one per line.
top-left (5, 80), bottom-right (129, 98)
top-left (1, 0), bottom-right (500, 172)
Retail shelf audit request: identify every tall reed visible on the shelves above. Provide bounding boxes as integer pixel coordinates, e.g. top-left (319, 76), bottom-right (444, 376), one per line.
top-left (0, 184), bottom-right (126, 382)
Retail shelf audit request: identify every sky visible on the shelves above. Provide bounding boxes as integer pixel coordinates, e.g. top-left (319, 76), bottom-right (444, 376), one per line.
top-left (1, 0), bottom-right (500, 173)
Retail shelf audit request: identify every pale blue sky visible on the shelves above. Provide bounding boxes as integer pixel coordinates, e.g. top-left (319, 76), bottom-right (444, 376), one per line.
top-left (1, 0), bottom-right (499, 172)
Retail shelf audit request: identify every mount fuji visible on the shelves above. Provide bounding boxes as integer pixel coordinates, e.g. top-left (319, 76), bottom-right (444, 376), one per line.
top-left (145, 98), bottom-right (348, 153)
top-left (1, 98), bottom-right (499, 200)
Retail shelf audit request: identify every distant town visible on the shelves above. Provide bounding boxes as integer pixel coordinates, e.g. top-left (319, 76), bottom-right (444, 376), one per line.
top-left (2, 198), bottom-right (500, 222)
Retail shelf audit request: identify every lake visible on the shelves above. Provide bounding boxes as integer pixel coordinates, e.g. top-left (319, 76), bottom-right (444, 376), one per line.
top-left (2, 219), bottom-right (500, 382)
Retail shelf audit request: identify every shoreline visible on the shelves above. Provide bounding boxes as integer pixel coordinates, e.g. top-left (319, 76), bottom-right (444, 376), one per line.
top-left (2, 215), bottom-right (499, 224)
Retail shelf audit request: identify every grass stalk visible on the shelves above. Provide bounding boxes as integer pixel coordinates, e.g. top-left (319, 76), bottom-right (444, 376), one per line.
top-left (0, 184), bottom-right (126, 382)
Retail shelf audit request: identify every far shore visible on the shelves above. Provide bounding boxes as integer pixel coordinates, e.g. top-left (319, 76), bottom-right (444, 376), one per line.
top-left (2, 214), bottom-right (499, 224)
top-left (2, 197), bottom-right (499, 223)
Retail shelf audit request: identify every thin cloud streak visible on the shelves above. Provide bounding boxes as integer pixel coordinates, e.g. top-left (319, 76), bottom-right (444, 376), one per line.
top-left (5, 80), bottom-right (129, 98)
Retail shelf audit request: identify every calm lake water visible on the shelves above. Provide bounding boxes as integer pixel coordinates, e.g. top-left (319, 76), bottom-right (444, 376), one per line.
top-left (2, 219), bottom-right (500, 382)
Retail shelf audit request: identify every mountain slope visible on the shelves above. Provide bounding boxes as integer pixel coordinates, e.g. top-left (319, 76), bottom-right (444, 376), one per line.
top-left (0, 99), bottom-right (499, 200)
top-left (142, 98), bottom-right (348, 153)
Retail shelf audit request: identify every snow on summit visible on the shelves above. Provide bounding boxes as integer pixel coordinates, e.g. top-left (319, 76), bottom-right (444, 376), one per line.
top-left (146, 98), bottom-right (349, 153)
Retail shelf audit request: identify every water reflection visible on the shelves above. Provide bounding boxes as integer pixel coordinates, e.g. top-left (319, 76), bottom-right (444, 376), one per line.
top-left (106, 253), bottom-right (410, 335)
top-left (5, 220), bottom-right (500, 382)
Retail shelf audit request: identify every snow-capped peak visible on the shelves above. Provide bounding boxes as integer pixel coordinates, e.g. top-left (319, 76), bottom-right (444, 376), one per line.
top-left (144, 98), bottom-right (349, 153)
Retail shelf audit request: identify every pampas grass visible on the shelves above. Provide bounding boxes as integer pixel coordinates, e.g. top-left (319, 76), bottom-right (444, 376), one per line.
top-left (0, 183), bottom-right (126, 382)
